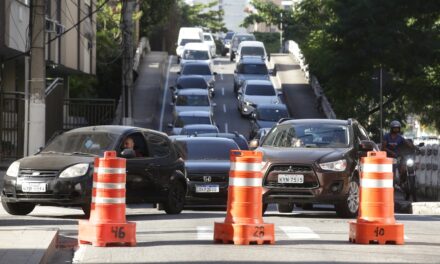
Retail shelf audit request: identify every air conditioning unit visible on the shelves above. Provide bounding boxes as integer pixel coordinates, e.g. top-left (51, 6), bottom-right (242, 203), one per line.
top-left (55, 23), bottom-right (65, 35)
top-left (45, 17), bottom-right (56, 33)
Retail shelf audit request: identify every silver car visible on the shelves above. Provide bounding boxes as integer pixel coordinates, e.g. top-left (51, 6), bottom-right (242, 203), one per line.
top-left (172, 89), bottom-right (215, 119)
top-left (168, 111), bottom-right (215, 135)
top-left (237, 80), bottom-right (280, 116)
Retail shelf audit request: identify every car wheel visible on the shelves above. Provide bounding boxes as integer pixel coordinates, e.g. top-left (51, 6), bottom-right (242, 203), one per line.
top-left (278, 203), bottom-right (294, 213)
top-left (164, 181), bottom-right (185, 214)
top-left (262, 203), bottom-right (268, 215)
top-left (336, 176), bottom-right (360, 218)
top-left (1, 198), bottom-right (35, 215)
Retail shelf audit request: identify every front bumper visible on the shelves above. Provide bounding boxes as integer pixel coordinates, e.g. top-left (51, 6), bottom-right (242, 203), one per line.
top-left (1, 174), bottom-right (91, 206)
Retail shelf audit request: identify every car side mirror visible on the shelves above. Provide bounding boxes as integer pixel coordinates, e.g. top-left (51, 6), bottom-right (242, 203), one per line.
top-left (418, 142), bottom-right (425, 147)
top-left (267, 54), bottom-right (271, 61)
top-left (169, 102), bottom-right (174, 106)
top-left (168, 123), bottom-right (173, 128)
top-left (212, 103), bottom-right (217, 107)
top-left (121, 149), bottom-right (136, 159)
top-left (177, 71), bottom-right (181, 75)
top-left (249, 139), bottom-right (259, 150)
top-left (359, 140), bottom-right (375, 151)
top-left (169, 86), bottom-right (175, 90)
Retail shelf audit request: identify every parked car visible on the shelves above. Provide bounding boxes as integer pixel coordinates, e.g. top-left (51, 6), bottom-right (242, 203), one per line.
top-left (249, 104), bottom-right (289, 139)
top-left (180, 42), bottom-right (213, 67)
top-left (1, 126), bottom-right (187, 216)
top-left (172, 137), bottom-right (239, 205)
top-left (194, 132), bottom-right (249, 150)
top-left (237, 80), bottom-right (280, 116)
top-left (221, 31), bottom-right (235, 56)
top-left (233, 56), bottom-right (273, 93)
top-left (236, 41), bottom-right (269, 63)
top-left (176, 27), bottom-right (204, 63)
top-left (169, 111), bottom-right (215, 135)
top-left (254, 118), bottom-right (377, 217)
top-left (203, 32), bottom-right (217, 57)
top-left (179, 62), bottom-right (217, 88)
top-left (172, 89), bottom-right (215, 119)
top-left (170, 75), bottom-right (214, 101)
top-left (180, 124), bottom-right (220, 135)
top-left (229, 33), bottom-right (256, 61)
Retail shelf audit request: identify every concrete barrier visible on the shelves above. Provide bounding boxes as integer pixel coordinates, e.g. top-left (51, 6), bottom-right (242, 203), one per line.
top-left (415, 144), bottom-right (440, 201)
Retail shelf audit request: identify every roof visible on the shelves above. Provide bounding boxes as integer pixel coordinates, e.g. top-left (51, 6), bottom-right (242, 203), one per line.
top-left (66, 125), bottom-right (167, 137)
top-left (182, 124), bottom-right (218, 129)
top-left (181, 61), bottom-right (210, 66)
top-left (183, 42), bottom-right (210, 51)
top-left (244, 79), bottom-right (273, 85)
top-left (279, 119), bottom-right (350, 126)
top-left (239, 41), bottom-right (265, 48)
top-left (176, 89), bottom-right (209, 95)
top-left (173, 136), bottom-right (236, 145)
top-left (255, 103), bottom-right (288, 110)
top-left (177, 75), bottom-right (206, 81)
top-left (177, 111), bottom-right (211, 117)
top-left (238, 56), bottom-right (266, 64)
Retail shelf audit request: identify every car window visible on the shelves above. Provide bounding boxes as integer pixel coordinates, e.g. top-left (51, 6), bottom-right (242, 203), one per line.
top-left (182, 50), bottom-right (210, 60)
top-left (177, 78), bottom-right (208, 89)
top-left (257, 108), bottom-right (288, 121)
top-left (204, 35), bottom-right (213, 41)
top-left (120, 132), bottom-right (149, 158)
top-left (175, 140), bottom-right (237, 160)
top-left (263, 123), bottom-right (350, 148)
top-left (42, 132), bottom-right (118, 155)
top-left (182, 65), bottom-right (212, 75)
top-left (241, 47), bottom-right (265, 57)
top-left (179, 39), bottom-right (202, 45)
top-left (176, 94), bottom-right (209, 106)
top-left (239, 63), bottom-right (268, 74)
top-left (144, 133), bottom-right (170, 158)
top-left (245, 85), bottom-right (275, 96)
top-left (225, 32), bottom-right (234, 39)
top-left (175, 115), bottom-right (212, 128)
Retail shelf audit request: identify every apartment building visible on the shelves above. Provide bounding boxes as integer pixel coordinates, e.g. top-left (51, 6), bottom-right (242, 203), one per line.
top-left (0, 0), bottom-right (97, 160)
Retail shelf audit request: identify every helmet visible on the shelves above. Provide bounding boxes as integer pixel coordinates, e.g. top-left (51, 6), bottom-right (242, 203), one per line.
top-left (390, 120), bottom-right (401, 128)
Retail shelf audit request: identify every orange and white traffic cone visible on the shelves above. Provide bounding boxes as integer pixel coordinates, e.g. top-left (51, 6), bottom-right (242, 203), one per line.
top-left (349, 151), bottom-right (404, 245)
top-left (214, 150), bottom-right (275, 245)
top-left (78, 151), bottom-right (136, 247)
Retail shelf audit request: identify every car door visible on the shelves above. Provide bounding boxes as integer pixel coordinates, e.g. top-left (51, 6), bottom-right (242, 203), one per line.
top-left (143, 132), bottom-right (182, 198)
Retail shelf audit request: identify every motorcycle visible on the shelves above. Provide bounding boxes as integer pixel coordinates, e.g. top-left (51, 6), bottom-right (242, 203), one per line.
top-left (396, 140), bottom-right (424, 202)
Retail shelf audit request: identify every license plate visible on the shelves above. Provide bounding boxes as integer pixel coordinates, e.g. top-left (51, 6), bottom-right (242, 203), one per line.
top-left (195, 185), bottom-right (219, 193)
top-left (278, 174), bottom-right (304, 184)
top-left (22, 182), bottom-right (46, 193)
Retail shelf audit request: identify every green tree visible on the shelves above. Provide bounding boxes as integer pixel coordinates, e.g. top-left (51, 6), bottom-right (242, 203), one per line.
top-left (177, 0), bottom-right (227, 33)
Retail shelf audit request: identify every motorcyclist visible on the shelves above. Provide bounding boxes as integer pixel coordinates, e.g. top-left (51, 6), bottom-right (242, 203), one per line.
top-left (381, 120), bottom-right (413, 188)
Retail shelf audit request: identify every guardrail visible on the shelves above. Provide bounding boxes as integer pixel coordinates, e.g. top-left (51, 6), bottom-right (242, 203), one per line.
top-left (285, 40), bottom-right (336, 119)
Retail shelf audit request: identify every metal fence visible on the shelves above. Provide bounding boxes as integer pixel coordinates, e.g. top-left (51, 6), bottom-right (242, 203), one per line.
top-left (0, 92), bottom-right (25, 160)
top-left (63, 98), bottom-right (116, 130)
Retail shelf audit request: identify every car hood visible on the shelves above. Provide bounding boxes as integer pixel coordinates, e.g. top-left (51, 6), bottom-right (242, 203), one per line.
top-left (244, 95), bottom-right (279, 105)
top-left (16, 153), bottom-right (95, 171)
top-left (258, 146), bottom-right (350, 165)
top-left (185, 160), bottom-right (231, 173)
top-left (256, 120), bottom-right (276, 129)
top-left (237, 74), bottom-right (270, 81)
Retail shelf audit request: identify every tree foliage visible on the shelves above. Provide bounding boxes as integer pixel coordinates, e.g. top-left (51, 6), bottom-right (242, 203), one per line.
top-left (177, 0), bottom-right (227, 33)
top-left (246, 0), bottom-right (440, 137)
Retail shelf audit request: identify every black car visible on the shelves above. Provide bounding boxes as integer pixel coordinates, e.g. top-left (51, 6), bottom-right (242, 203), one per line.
top-left (170, 75), bottom-right (214, 101)
top-left (1, 126), bottom-right (187, 216)
top-left (221, 31), bottom-right (235, 56)
top-left (173, 137), bottom-right (239, 205)
top-left (255, 119), bottom-right (377, 217)
top-left (249, 104), bottom-right (289, 139)
top-left (229, 33), bottom-right (256, 61)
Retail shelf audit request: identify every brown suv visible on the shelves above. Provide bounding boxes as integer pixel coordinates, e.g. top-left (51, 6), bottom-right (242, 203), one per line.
top-left (255, 119), bottom-right (376, 217)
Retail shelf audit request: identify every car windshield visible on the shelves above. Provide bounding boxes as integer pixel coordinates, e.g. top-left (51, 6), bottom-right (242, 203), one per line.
top-left (182, 50), bottom-right (210, 60)
top-left (175, 115), bottom-right (211, 128)
top-left (180, 127), bottom-right (218, 135)
top-left (180, 39), bottom-right (202, 45)
top-left (241, 47), bottom-right (265, 57)
top-left (204, 35), bottom-right (213, 41)
top-left (177, 78), bottom-right (208, 89)
top-left (176, 140), bottom-right (236, 160)
top-left (239, 63), bottom-right (268, 74)
top-left (42, 132), bottom-right (118, 155)
top-left (182, 65), bottom-right (212, 75)
top-left (245, 85), bottom-right (275, 96)
top-left (257, 108), bottom-right (288, 121)
top-left (232, 35), bottom-right (256, 47)
top-left (176, 94), bottom-right (209, 106)
top-left (225, 32), bottom-right (234, 40)
top-left (262, 123), bottom-right (350, 148)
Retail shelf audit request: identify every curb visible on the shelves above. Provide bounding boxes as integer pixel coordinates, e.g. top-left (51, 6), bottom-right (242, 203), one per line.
top-left (41, 229), bottom-right (59, 264)
top-left (412, 202), bottom-right (440, 215)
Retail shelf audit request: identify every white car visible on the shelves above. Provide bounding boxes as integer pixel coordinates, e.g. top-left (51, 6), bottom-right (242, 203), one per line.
top-left (176, 27), bottom-right (204, 63)
top-left (172, 89), bottom-right (215, 119)
top-left (203, 33), bottom-right (217, 57)
top-left (180, 43), bottom-right (213, 67)
top-left (236, 41), bottom-right (270, 64)
top-left (237, 79), bottom-right (280, 116)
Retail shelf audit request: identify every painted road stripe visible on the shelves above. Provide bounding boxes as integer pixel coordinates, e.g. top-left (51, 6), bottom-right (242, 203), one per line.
top-left (93, 182), bottom-right (125, 189)
top-left (280, 226), bottom-right (320, 240)
top-left (360, 179), bottom-right (393, 188)
top-left (222, 87), bottom-right (225, 96)
top-left (223, 104), bottom-right (227, 113)
top-left (220, 73), bottom-right (224, 80)
top-left (197, 226), bottom-right (213, 240)
top-left (361, 164), bottom-right (393, 173)
top-left (224, 123), bottom-right (228, 133)
top-left (229, 177), bottom-right (262, 187)
top-left (230, 162), bottom-right (262, 172)
top-left (96, 167), bottom-right (126, 174)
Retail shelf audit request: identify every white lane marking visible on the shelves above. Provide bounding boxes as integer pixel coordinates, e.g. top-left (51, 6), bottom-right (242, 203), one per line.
top-left (222, 87), bottom-right (225, 96)
top-left (223, 104), bottom-right (227, 113)
top-left (220, 73), bottom-right (224, 80)
top-left (280, 226), bottom-right (320, 240)
top-left (159, 55), bottom-right (173, 131)
top-left (224, 123), bottom-right (228, 133)
top-left (197, 226), bottom-right (213, 240)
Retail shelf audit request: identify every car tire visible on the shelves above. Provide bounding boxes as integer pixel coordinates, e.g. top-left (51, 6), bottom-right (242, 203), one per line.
top-left (335, 176), bottom-right (360, 218)
top-left (1, 198), bottom-right (35, 215)
top-left (262, 203), bottom-right (268, 215)
top-left (278, 203), bottom-right (294, 213)
top-left (164, 181), bottom-right (185, 215)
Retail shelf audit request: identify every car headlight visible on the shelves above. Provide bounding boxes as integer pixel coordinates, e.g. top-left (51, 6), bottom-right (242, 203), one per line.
top-left (6, 161), bottom-right (20, 177)
top-left (319, 159), bottom-right (347, 172)
top-left (244, 100), bottom-right (255, 107)
top-left (406, 158), bottom-right (414, 167)
top-left (59, 163), bottom-right (90, 178)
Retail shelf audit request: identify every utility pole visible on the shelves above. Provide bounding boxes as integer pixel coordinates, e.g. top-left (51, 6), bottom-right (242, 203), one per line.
top-left (121, 0), bottom-right (136, 125)
top-left (379, 67), bottom-right (383, 145)
top-left (27, 0), bottom-right (46, 155)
